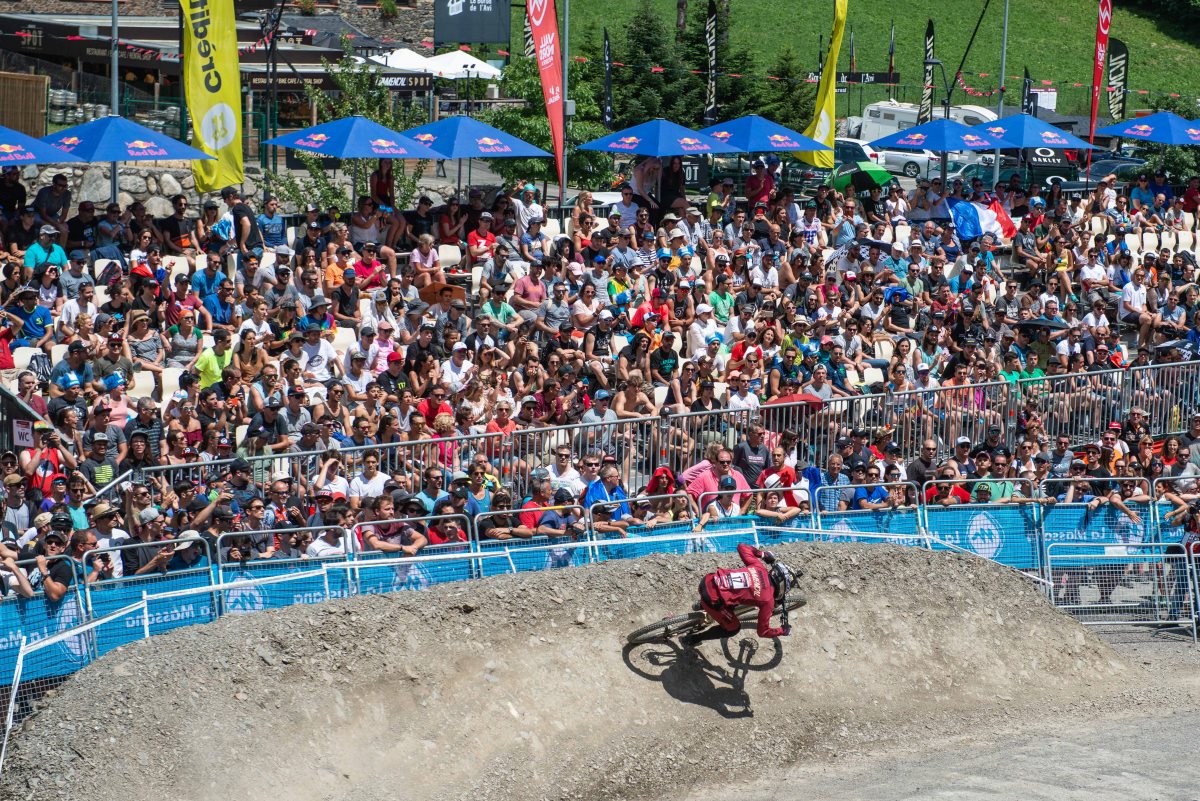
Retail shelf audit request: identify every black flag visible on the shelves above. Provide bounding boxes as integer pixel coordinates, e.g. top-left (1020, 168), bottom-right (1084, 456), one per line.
top-left (704, 0), bottom-right (718, 124)
top-left (1106, 38), bottom-right (1129, 122)
top-left (602, 27), bottom-right (615, 130)
top-left (918, 19), bottom-right (935, 124)
top-left (1022, 66), bottom-right (1037, 116)
top-left (887, 19), bottom-right (895, 76)
top-left (523, 15), bottom-right (534, 58)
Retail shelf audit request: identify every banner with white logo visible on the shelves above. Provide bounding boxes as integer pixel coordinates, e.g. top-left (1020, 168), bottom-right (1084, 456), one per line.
top-left (527, 0), bottom-right (564, 185)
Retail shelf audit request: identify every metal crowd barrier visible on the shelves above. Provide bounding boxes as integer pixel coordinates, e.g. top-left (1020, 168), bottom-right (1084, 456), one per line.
top-left (69, 359), bottom-right (1200, 513)
top-left (1045, 542), bottom-right (1197, 641)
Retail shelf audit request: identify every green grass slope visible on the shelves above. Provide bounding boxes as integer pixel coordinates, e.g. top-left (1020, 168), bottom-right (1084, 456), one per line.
top-left (513, 0), bottom-right (1200, 117)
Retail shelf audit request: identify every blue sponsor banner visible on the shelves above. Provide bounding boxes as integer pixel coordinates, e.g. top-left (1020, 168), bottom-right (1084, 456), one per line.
top-left (817, 509), bottom-right (924, 547)
top-left (476, 536), bottom-right (589, 576)
top-left (84, 569), bottom-right (218, 651)
top-left (1041, 502), bottom-right (1153, 565)
top-left (351, 549), bottom-right (475, 592)
top-left (1152, 502), bottom-right (1187, 544)
top-left (924, 504), bottom-right (1040, 569)
top-left (86, 569), bottom-right (214, 620)
top-left (0, 593), bottom-right (90, 684)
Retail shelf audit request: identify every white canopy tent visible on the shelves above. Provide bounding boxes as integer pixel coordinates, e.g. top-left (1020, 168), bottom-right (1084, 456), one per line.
top-left (371, 47), bottom-right (436, 73)
top-left (421, 51), bottom-right (502, 80)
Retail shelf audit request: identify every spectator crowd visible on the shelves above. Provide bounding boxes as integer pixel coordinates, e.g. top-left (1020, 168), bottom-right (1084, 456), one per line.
top-left (2, 155), bottom-right (1200, 599)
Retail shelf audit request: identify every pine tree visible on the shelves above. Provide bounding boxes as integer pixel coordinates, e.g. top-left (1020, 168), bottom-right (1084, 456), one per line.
top-left (610, 0), bottom-right (693, 127)
top-left (675, 0), bottom-right (762, 125)
top-left (760, 47), bottom-right (816, 132)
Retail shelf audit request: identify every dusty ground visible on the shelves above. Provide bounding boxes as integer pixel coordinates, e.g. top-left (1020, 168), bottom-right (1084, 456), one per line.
top-left (1, 542), bottom-right (1181, 801)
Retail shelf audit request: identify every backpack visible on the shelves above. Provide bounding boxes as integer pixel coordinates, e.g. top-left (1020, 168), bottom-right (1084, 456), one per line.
top-left (27, 352), bottom-right (52, 386)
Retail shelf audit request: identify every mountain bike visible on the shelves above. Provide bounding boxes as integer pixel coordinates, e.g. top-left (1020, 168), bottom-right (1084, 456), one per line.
top-left (625, 595), bottom-right (807, 645)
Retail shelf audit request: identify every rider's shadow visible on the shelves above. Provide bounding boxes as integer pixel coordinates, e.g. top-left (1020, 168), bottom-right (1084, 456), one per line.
top-left (621, 636), bottom-right (783, 719)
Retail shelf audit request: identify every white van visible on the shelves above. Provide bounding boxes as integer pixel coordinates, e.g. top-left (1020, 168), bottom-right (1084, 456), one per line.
top-left (854, 100), bottom-right (998, 142)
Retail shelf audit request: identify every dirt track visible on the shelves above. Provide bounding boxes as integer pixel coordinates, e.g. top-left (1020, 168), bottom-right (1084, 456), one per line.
top-left (0, 543), bottom-right (1164, 801)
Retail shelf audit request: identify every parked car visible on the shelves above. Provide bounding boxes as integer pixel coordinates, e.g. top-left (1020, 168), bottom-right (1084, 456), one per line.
top-left (552, 191), bottom-right (624, 224)
top-left (879, 148), bottom-right (972, 179)
top-left (1053, 158), bottom-right (1145, 195)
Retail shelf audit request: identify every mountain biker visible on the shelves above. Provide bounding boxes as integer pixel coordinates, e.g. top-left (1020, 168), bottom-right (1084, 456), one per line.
top-left (684, 542), bottom-right (796, 647)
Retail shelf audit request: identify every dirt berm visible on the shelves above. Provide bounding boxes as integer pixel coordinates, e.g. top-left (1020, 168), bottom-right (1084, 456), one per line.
top-left (1, 543), bottom-right (1130, 801)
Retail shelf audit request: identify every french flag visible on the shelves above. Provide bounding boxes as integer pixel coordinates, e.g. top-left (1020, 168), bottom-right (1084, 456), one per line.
top-left (947, 197), bottom-right (1017, 241)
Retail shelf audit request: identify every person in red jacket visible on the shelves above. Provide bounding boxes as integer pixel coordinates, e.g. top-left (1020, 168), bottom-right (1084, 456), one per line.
top-left (684, 542), bottom-right (796, 647)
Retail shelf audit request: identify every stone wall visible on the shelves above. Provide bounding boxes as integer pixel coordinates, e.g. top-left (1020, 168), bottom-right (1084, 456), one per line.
top-left (19, 163), bottom-right (266, 218)
top-left (328, 0), bottom-right (435, 44)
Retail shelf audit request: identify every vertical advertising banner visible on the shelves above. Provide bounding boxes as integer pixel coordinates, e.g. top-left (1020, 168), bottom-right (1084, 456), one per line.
top-left (798, 0), bottom-right (847, 169)
top-left (703, 0), bottom-right (718, 125)
top-left (180, 0), bottom-right (243, 192)
top-left (1022, 66), bottom-right (1038, 116)
top-left (918, 20), bottom-right (935, 124)
top-left (1106, 37), bottom-right (1129, 122)
top-left (527, 0), bottom-right (564, 185)
top-left (435, 0), bottom-right (512, 46)
top-left (1088, 0), bottom-right (1113, 147)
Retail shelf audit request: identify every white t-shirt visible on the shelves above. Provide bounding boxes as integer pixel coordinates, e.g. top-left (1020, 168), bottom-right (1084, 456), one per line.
top-left (728, 390), bottom-right (761, 413)
top-left (349, 471), bottom-right (388, 500)
top-left (342, 367), bottom-right (372, 396)
top-left (750, 265), bottom-right (779, 289)
top-left (238, 318), bottom-right (272, 341)
top-left (1119, 282), bottom-right (1146, 317)
top-left (440, 355), bottom-right (474, 394)
top-left (317, 474), bottom-right (351, 497)
top-left (1079, 262), bottom-right (1106, 287)
top-left (613, 200), bottom-right (639, 230)
top-left (547, 463), bottom-right (585, 497)
top-left (59, 298), bottom-right (97, 330)
top-left (306, 535), bottom-right (346, 558)
top-left (300, 339), bottom-right (339, 382)
top-left (1082, 311), bottom-right (1109, 333)
top-left (688, 318), bottom-right (718, 355)
top-left (343, 341), bottom-right (380, 373)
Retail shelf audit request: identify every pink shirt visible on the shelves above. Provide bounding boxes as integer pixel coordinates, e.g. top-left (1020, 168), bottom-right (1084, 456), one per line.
top-left (686, 467), bottom-right (751, 509)
top-left (512, 275), bottom-right (546, 307)
top-left (372, 340), bottom-right (396, 375)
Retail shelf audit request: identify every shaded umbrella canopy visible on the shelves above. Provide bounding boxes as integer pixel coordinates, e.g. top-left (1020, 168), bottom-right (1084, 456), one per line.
top-left (828, 161), bottom-right (893, 193)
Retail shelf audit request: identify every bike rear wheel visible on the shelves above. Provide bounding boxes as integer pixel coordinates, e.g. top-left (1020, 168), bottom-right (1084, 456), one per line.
top-left (735, 595), bottom-right (807, 623)
top-left (626, 611), bottom-right (708, 644)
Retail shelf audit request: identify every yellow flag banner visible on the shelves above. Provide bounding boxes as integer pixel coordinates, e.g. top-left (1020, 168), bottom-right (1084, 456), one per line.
top-left (180, 0), bottom-right (243, 191)
top-left (799, 0), bottom-right (848, 169)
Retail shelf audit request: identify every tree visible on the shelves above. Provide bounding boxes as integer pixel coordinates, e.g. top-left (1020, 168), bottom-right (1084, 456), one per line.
top-left (480, 56), bottom-right (614, 191)
top-left (674, 0), bottom-right (763, 126)
top-left (268, 42), bottom-right (428, 212)
top-left (607, 0), bottom-right (701, 128)
top-left (759, 47), bottom-right (816, 133)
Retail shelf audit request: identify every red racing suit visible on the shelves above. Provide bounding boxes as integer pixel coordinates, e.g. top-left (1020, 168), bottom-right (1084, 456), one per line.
top-left (698, 543), bottom-right (784, 638)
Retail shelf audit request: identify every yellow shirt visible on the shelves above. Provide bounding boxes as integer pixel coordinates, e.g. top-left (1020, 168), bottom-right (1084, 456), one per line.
top-left (194, 347), bottom-right (233, 388)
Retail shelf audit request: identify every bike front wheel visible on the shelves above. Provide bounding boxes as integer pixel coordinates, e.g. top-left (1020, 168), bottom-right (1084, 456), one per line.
top-left (626, 611), bottom-right (708, 644)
